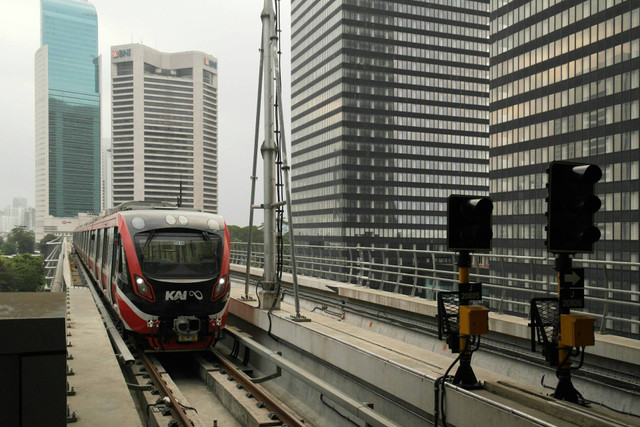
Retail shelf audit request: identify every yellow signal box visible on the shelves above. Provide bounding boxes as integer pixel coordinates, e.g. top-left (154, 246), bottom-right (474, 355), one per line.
top-left (559, 314), bottom-right (595, 347)
top-left (459, 305), bottom-right (489, 336)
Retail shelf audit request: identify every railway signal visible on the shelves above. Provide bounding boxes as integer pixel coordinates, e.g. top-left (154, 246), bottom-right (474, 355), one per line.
top-left (530, 162), bottom-right (601, 403)
top-left (447, 195), bottom-right (493, 252)
top-left (440, 195), bottom-right (492, 389)
top-left (546, 162), bottom-right (602, 253)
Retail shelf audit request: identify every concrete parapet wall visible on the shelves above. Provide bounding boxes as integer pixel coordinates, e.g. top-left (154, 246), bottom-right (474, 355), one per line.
top-left (231, 263), bottom-right (640, 368)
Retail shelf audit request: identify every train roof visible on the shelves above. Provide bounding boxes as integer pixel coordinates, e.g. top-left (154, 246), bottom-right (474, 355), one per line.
top-left (75, 201), bottom-right (226, 232)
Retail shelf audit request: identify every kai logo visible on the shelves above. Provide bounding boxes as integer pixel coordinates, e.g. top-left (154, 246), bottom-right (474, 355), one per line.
top-left (112, 48), bottom-right (131, 59)
top-left (165, 290), bottom-right (203, 301)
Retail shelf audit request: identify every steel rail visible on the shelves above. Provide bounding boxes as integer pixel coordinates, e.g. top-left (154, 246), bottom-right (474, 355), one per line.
top-left (211, 349), bottom-right (306, 427)
top-left (224, 327), bottom-right (399, 427)
top-left (140, 353), bottom-right (194, 427)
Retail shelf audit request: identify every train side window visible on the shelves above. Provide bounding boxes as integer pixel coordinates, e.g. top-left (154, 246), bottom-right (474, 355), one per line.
top-left (96, 229), bottom-right (103, 268)
top-left (119, 239), bottom-right (129, 284)
top-left (102, 227), bottom-right (111, 270)
top-left (89, 231), bottom-right (95, 257)
top-left (112, 232), bottom-right (121, 286)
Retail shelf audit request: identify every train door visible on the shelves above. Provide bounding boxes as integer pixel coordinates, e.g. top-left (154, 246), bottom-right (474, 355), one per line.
top-left (102, 227), bottom-right (114, 297)
top-left (101, 228), bottom-right (111, 292)
top-left (89, 230), bottom-right (95, 272)
top-left (95, 228), bottom-right (103, 281)
top-left (111, 230), bottom-right (130, 305)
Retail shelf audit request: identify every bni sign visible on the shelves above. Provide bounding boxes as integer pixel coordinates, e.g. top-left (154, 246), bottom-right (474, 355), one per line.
top-left (204, 58), bottom-right (217, 69)
top-left (112, 48), bottom-right (131, 59)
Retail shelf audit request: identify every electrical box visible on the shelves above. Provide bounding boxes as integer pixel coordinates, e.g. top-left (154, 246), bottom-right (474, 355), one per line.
top-left (559, 314), bottom-right (595, 347)
top-left (459, 305), bottom-right (489, 336)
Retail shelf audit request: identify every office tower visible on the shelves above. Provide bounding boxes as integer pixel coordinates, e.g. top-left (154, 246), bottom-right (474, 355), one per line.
top-left (290, 0), bottom-right (490, 250)
top-left (35, 0), bottom-right (101, 239)
top-left (111, 44), bottom-right (219, 212)
top-left (102, 137), bottom-right (113, 210)
top-left (490, 0), bottom-right (639, 335)
top-left (13, 198), bottom-right (28, 210)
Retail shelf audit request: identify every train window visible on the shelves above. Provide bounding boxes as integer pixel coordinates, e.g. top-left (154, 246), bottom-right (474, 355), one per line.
top-left (111, 232), bottom-right (119, 284)
top-left (102, 228), bottom-right (111, 270)
top-left (96, 229), bottom-right (102, 266)
top-left (134, 230), bottom-right (223, 280)
top-left (119, 241), bottom-right (129, 285)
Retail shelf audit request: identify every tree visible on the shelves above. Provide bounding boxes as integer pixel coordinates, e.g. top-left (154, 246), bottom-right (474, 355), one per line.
top-left (10, 254), bottom-right (45, 292)
top-left (39, 233), bottom-right (58, 252)
top-left (6, 227), bottom-right (35, 254)
top-left (0, 257), bottom-right (18, 292)
top-left (1, 240), bottom-right (17, 255)
top-left (227, 225), bottom-right (265, 243)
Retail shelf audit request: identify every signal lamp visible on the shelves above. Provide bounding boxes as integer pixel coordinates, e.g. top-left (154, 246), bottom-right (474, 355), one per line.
top-left (447, 195), bottom-right (493, 252)
top-left (546, 162), bottom-right (602, 253)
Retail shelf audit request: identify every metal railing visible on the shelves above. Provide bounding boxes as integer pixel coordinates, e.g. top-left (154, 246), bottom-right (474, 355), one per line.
top-left (44, 237), bottom-right (65, 292)
top-left (230, 242), bottom-right (640, 338)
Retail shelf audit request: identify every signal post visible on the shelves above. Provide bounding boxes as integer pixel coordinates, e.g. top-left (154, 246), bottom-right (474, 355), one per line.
top-left (545, 161), bottom-right (601, 402)
top-left (447, 195), bottom-right (492, 388)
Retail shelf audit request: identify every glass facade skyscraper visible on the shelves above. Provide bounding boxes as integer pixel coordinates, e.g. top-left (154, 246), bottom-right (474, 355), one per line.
top-left (35, 0), bottom-right (100, 237)
top-left (490, 0), bottom-right (639, 335)
top-left (291, 0), bottom-right (490, 250)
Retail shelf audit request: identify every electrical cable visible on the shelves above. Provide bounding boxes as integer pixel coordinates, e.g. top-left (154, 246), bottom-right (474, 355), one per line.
top-left (254, 279), bottom-right (263, 308)
top-left (177, 401), bottom-right (198, 414)
top-left (571, 346), bottom-right (586, 370)
top-left (433, 338), bottom-right (472, 427)
top-left (266, 0), bottom-right (285, 344)
top-left (320, 394), bottom-right (360, 426)
top-left (145, 397), bottom-right (170, 426)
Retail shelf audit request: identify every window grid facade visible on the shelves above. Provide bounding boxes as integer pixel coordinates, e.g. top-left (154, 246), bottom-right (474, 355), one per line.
top-left (291, 0), bottom-right (490, 249)
top-left (111, 45), bottom-right (219, 213)
top-left (490, 0), bottom-right (640, 336)
top-left (36, 0), bottom-right (101, 237)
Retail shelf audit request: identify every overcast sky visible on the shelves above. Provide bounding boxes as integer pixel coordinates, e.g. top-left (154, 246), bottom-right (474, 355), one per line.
top-left (0, 0), bottom-right (291, 226)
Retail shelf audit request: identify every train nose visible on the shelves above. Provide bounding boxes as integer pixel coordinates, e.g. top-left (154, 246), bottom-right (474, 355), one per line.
top-left (174, 316), bottom-right (201, 335)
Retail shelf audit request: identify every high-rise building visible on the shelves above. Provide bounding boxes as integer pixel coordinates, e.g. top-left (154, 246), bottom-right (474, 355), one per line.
top-left (290, 0), bottom-right (490, 250)
top-left (110, 44), bottom-right (219, 212)
top-left (102, 137), bottom-right (113, 210)
top-left (490, 0), bottom-right (639, 335)
top-left (35, 0), bottom-right (101, 239)
top-left (13, 198), bottom-right (28, 210)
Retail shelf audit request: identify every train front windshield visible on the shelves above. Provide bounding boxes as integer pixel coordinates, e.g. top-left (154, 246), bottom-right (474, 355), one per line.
top-left (134, 230), bottom-right (223, 280)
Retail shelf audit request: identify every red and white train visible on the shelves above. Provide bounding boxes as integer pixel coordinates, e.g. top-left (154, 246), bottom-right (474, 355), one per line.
top-left (73, 202), bottom-right (231, 351)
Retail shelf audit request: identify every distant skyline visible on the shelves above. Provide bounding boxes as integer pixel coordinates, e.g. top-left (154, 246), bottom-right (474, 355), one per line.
top-left (0, 0), bottom-right (291, 225)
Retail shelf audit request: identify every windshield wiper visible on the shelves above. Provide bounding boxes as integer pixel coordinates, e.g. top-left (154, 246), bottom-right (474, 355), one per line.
top-left (143, 230), bottom-right (156, 251)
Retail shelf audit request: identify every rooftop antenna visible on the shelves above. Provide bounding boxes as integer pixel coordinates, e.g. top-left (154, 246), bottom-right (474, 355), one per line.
top-left (177, 176), bottom-right (183, 208)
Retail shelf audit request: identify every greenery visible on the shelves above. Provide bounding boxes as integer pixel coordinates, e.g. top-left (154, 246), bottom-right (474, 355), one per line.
top-left (227, 223), bottom-right (290, 245)
top-left (39, 233), bottom-right (58, 251)
top-left (0, 254), bottom-right (45, 292)
top-left (1, 226), bottom-right (35, 255)
top-left (228, 224), bottom-right (264, 243)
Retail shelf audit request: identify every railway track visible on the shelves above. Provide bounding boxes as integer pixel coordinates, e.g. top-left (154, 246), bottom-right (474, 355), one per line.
top-left (126, 348), bottom-right (308, 427)
top-left (73, 252), bottom-right (309, 426)
top-left (74, 252), bottom-right (639, 426)
top-left (228, 270), bottom-right (640, 427)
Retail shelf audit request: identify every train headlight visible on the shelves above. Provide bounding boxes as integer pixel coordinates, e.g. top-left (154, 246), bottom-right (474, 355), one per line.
top-left (211, 274), bottom-right (229, 301)
top-left (134, 274), bottom-right (155, 302)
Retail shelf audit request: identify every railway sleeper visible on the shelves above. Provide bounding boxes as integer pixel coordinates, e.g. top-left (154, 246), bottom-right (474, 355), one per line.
top-left (193, 354), bottom-right (283, 427)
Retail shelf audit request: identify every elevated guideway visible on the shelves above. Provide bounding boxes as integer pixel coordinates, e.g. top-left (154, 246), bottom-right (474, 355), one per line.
top-left (227, 263), bottom-right (640, 426)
